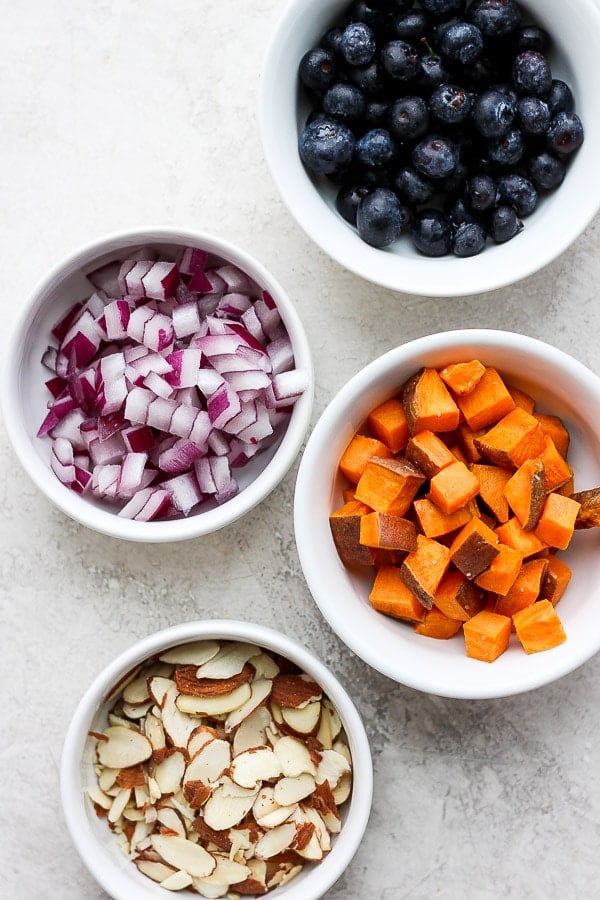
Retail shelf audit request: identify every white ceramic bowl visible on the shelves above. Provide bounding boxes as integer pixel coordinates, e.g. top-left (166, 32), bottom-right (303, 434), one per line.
top-left (260, 0), bottom-right (600, 296)
top-left (1, 227), bottom-right (314, 542)
top-left (60, 620), bottom-right (372, 900)
top-left (294, 329), bottom-right (600, 699)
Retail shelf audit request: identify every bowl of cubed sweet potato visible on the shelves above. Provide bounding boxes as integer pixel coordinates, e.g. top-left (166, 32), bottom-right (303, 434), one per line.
top-left (294, 329), bottom-right (600, 699)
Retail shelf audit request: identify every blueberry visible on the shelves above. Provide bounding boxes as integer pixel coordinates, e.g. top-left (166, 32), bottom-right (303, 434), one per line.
top-left (439, 159), bottom-right (468, 196)
top-left (356, 128), bottom-right (398, 167)
top-left (512, 51), bottom-right (552, 97)
top-left (393, 10), bottom-right (429, 42)
top-left (322, 27), bottom-right (344, 56)
top-left (515, 25), bottom-right (550, 54)
top-left (496, 173), bottom-right (538, 216)
top-left (429, 83), bottom-right (473, 126)
top-left (488, 128), bottom-right (524, 166)
top-left (348, 61), bottom-right (387, 96)
top-left (393, 166), bottom-right (435, 204)
top-left (420, 0), bottom-right (465, 20)
top-left (489, 204), bottom-right (521, 242)
top-left (446, 197), bottom-right (480, 227)
top-left (461, 55), bottom-right (500, 90)
top-left (528, 151), bottom-right (566, 191)
top-left (473, 89), bottom-right (515, 138)
top-left (381, 40), bottom-right (420, 81)
top-left (490, 82), bottom-right (518, 105)
top-left (299, 118), bottom-right (356, 176)
top-left (388, 95), bottom-right (430, 141)
top-left (418, 51), bottom-right (451, 89)
top-left (356, 188), bottom-right (411, 247)
top-left (546, 112), bottom-right (584, 156)
top-left (299, 48), bottom-right (338, 94)
top-left (467, 0), bottom-right (521, 39)
top-left (336, 183), bottom-right (371, 225)
top-left (516, 96), bottom-right (551, 135)
top-left (441, 22), bottom-right (484, 66)
top-left (323, 83), bottom-right (366, 121)
top-left (453, 221), bottom-right (487, 256)
top-left (464, 174), bottom-right (496, 211)
top-left (364, 99), bottom-right (392, 126)
top-left (411, 209), bottom-right (453, 256)
top-left (413, 134), bottom-right (460, 180)
top-left (348, 0), bottom-right (389, 30)
top-left (547, 79), bottom-right (574, 116)
top-left (340, 22), bottom-right (377, 66)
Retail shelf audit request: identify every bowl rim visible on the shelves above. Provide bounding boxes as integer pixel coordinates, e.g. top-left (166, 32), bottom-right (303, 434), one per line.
top-left (1, 226), bottom-right (315, 543)
top-left (259, 0), bottom-right (600, 297)
top-left (59, 619), bottom-right (373, 900)
top-left (294, 328), bottom-right (600, 698)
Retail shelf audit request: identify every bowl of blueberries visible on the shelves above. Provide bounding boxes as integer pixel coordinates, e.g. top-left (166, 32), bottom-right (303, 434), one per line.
top-left (260, 0), bottom-right (600, 296)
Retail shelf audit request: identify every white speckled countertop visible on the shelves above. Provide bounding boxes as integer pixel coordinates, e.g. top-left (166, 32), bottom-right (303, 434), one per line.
top-left (2, 2), bottom-right (600, 898)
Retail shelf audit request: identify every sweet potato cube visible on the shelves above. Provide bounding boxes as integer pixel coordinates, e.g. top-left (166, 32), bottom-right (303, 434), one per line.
top-left (457, 423), bottom-right (486, 463)
top-left (513, 599), bottom-right (566, 654)
top-left (507, 384), bottom-right (536, 414)
top-left (369, 565), bottom-right (426, 622)
top-left (503, 458), bottom-right (546, 530)
top-left (571, 486), bottom-right (600, 529)
top-left (429, 460), bottom-right (480, 515)
top-left (406, 430), bottom-right (457, 478)
top-left (402, 367), bottom-right (460, 435)
top-left (339, 433), bottom-right (394, 484)
top-left (534, 492), bottom-right (580, 550)
top-left (494, 558), bottom-right (548, 617)
top-left (475, 543), bottom-right (523, 596)
top-left (495, 517), bottom-right (548, 558)
top-left (450, 517), bottom-right (500, 580)
top-left (434, 570), bottom-right (484, 621)
top-left (540, 556), bottom-right (572, 606)
top-left (367, 397), bottom-right (410, 453)
top-left (438, 359), bottom-right (486, 396)
top-left (355, 457), bottom-right (426, 516)
top-left (537, 435), bottom-right (573, 493)
top-left (400, 535), bottom-right (451, 610)
top-left (414, 607), bottom-right (463, 639)
top-left (534, 412), bottom-right (570, 459)
top-left (471, 463), bottom-right (512, 523)
top-left (329, 500), bottom-right (374, 567)
top-left (463, 609), bottom-right (512, 662)
top-left (359, 512), bottom-right (418, 551)
top-left (413, 497), bottom-right (476, 539)
top-left (473, 407), bottom-right (546, 468)
top-left (456, 367), bottom-right (516, 431)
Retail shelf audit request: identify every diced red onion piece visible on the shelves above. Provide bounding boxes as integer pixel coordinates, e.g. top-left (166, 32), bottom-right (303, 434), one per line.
top-left (168, 403), bottom-right (198, 440)
top-left (215, 264), bottom-right (252, 295)
top-left (51, 302), bottom-right (84, 343)
top-left (223, 369), bottom-right (271, 394)
top-left (120, 487), bottom-right (172, 521)
top-left (172, 301), bottom-right (201, 338)
top-left (241, 305), bottom-right (266, 343)
top-left (146, 396), bottom-right (176, 432)
top-left (207, 382), bottom-right (241, 429)
top-left (123, 344), bottom-right (148, 364)
top-left (261, 289), bottom-right (277, 310)
top-left (127, 306), bottom-right (155, 343)
top-left (216, 293), bottom-right (252, 317)
top-left (237, 400), bottom-right (273, 445)
top-left (117, 452), bottom-right (149, 496)
top-left (228, 437), bottom-right (261, 468)
top-left (142, 311), bottom-right (174, 352)
top-left (89, 432), bottom-right (126, 466)
top-left (196, 369), bottom-right (225, 398)
top-left (174, 386), bottom-right (201, 407)
top-left (83, 291), bottom-right (108, 319)
top-left (178, 247), bottom-right (208, 276)
top-left (194, 457), bottom-right (216, 494)
top-left (207, 429), bottom-right (230, 456)
top-left (165, 349), bottom-right (203, 388)
top-left (49, 409), bottom-right (88, 450)
top-left (122, 424), bottom-right (155, 453)
top-left (50, 438), bottom-right (76, 484)
top-left (189, 269), bottom-right (215, 294)
top-left (161, 472), bottom-right (203, 516)
top-left (124, 261), bottom-right (154, 298)
top-left (72, 465), bottom-right (92, 494)
top-left (144, 370), bottom-right (175, 400)
top-left (45, 376), bottom-right (67, 399)
top-left (98, 411), bottom-right (126, 442)
top-left (271, 369), bottom-right (310, 404)
top-left (88, 260), bottom-right (122, 297)
top-left (253, 297), bottom-right (281, 340)
top-left (104, 299), bottom-right (132, 340)
top-left (158, 439), bottom-right (205, 475)
top-left (142, 262), bottom-right (180, 301)
top-left (60, 309), bottom-right (103, 367)
top-left (189, 410), bottom-right (211, 446)
top-left (267, 336), bottom-right (294, 375)
top-left (93, 463), bottom-right (122, 498)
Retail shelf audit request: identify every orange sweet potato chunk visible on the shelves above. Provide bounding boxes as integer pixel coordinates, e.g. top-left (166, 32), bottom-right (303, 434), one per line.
top-left (400, 535), bottom-right (450, 610)
top-left (339, 433), bottom-right (394, 484)
top-left (355, 457), bottom-right (426, 516)
top-left (438, 359), bottom-right (486, 396)
top-left (503, 458), bottom-right (546, 530)
top-left (434, 570), bottom-right (484, 621)
top-left (450, 517), bottom-right (500, 580)
top-left (369, 565), bottom-right (426, 622)
top-left (537, 435), bottom-right (573, 493)
top-left (429, 459), bottom-right (480, 515)
top-left (494, 558), bottom-right (548, 617)
top-left (539, 555), bottom-right (572, 606)
top-left (403, 367), bottom-right (460, 435)
top-left (456, 367), bottom-right (516, 431)
top-left (475, 543), bottom-right (523, 596)
top-left (471, 463), bottom-right (512, 523)
top-left (463, 609), bottom-right (512, 662)
top-left (534, 412), bottom-right (570, 459)
top-left (534, 492), bottom-right (581, 550)
top-left (495, 517), bottom-right (548, 558)
top-left (329, 499), bottom-right (374, 567)
top-left (414, 607), bottom-right (463, 639)
top-left (406, 430), bottom-right (457, 478)
top-left (413, 497), bottom-right (476, 539)
top-left (359, 512), bottom-right (418, 551)
top-left (367, 397), bottom-right (410, 453)
top-left (474, 407), bottom-right (546, 468)
top-left (513, 599), bottom-right (566, 654)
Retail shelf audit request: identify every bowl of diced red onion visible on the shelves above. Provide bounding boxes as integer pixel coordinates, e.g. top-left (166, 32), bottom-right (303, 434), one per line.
top-left (2, 228), bottom-right (314, 541)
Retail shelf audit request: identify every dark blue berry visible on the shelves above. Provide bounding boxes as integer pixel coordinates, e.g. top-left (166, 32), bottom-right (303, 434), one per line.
top-left (341, 22), bottom-right (377, 66)
top-left (467, 0), bottom-right (521, 39)
top-left (453, 221), bottom-right (487, 256)
top-left (473, 89), bottom-right (515, 138)
top-left (516, 96), bottom-right (550, 135)
top-left (411, 209), bottom-right (453, 256)
top-left (412, 134), bottom-right (460, 180)
top-left (364, 99), bottom-right (391, 126)
top-left (489, 204), bottom-right (521, 242)
top-left (441, 22), bottom-right (484, 66)
top-left (393, 10), bottom-right (429, 42)
top-left (393, 167), bottom-right (435, 205)
top-left (420, 0), bottom-right (465, 20)
top-left (528, 151), bottom-right (566, 191)
top-left (388, 95), bottom-right (430, 141)
top-left (348, 1), bottom-right (388, 30)
top-left (323, 83), bottom-right (366, 121)
top-left (357, 188), bottom-right (411, 247)
top-left (512, 51), bottom-right (552, 97)
top-left (299, 118), bottom-right (356, 176)
top-left (381, 40), bottom-right (420, 81)
top-left (496, 173), bottom-right (538, 216)
top-left (322, 27), bottom-right (344, 56)
top-left (348, 62), bottom-right (387, 96)
top-left (299, 48), bottom-right (338, 94)
top-left (547, 80), bottom-right (574, 116)
top-left (429, 83), bottom-right (473, 126)
top-left (439, 159), bottom-right (468, 196)
top-left (356, 128), bottom-right (398, 167)
top-left (515, 25), bottom-right (550, 54)
top-left (418, 52), bottom-right (451, 90)
top-left (546, 112), bottom-right (584, 157)
top-left (490, 82), bottom-right (518, 105)
top-left (464, 174), bottom-right (496, 211)
top-left (488, 128), bottom-right (524, 166)
top-left (336, 183), bottom-right (371, 225)
top-left (446, 197), bottom-right (480, 227)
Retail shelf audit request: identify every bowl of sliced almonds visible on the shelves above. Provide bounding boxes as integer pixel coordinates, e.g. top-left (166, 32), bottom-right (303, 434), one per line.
top-left (60, 620), bottom-right (372, 900)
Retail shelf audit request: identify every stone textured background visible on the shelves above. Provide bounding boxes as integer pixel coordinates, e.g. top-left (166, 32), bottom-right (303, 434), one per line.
top-left (2, 2), bottom-right (600, 898)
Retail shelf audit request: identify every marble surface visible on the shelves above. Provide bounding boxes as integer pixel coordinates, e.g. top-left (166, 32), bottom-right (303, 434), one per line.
top-left (2, 2), bottom-right (600, 898)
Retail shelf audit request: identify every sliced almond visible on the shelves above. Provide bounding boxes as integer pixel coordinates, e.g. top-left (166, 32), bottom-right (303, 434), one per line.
top-left (267, 863), bottom-right (302, 889)
top-left (135, 858), bottom-right (177, 883)
top-left (122, 673), bottom-right (153, 705)
top-left (148, 676), bottom-right (176, 707)
top-left (192, 817), bottom-right (232, 852)
top-left (315, 704), bottom-right (333, 750)
top-left (332, 771), bottom-right (352, 806)
top-left (176, 682), bottom-right (252, 717)
top-left (305, 779), bottom-right (341, 834)
top-left (175, 663), bottom-right (253, 698)
top-left (160, 640), bottom-right (221, 666)
top-left (270, 701), bottom-right (284, 726)
top-left (193, 854), bottom-right (251, 887)
top-left (108, 787), bottom-right (131, 824)
top-left (159, 869), bottom-right (193, 891)
top-left (252, 787), bottom-right (297, 829)
top-left (234, 858), bottom-right (268, 895)
top-left (196, 642), bottom-right (261, 680)
top-left (156, 806), bottom-right (187, 838)
top-left (188, 725), bottom-right (221, 757)
top-left (183, 779), bottom-right (212, 809)
top-left (161, 685), bottom-right (200, 749)
top-left (281, 701), bottom-right (321, 735)
top-left (122, 700), bottom-right (153, 720)
top-left (250, 652), bottom-right (281, 680)
top-left (273, 735), bottom-right (317, 778)
top-left (202, 778), bottom-right (258, 831)
top-left (185, 739), bottom-right (231, 786)
top-left (116, 764), bottom-right (146, 789)
top-left (224, 678), bottom-right (273, 733)
top-left (189, 882), bottom-right (227, 899)
top-left (230, 746), bottom-right (281, 789)
top-left (292, 827), bottom-right (322, 861)
top-left (153, 749), bottom-right (186, 796)
top-left (323, 699), bottom-right (342, 740)
top-left (301, 804), bottom-right (331, 852)
top-left (271, 674), bottom-right (322, 710)
top-left (254, 822), bottom-right (296, 860)
top-left (316, 748), bottom-right (351, 788)
top-left (273, 773), bottom-right (316, 807)
top-left (232, 706), bottom-right (272, 756)
top-left (143, 712), bottom-right (166, 756)
top-left (150, 834), bottom-right (216, 878)
top-left (332, 738), bottom-right (351, 764)
top-left (97, 726), bottom-right (152, 770)
top-left (97, 767), bottom-right (119, 792)
top-left (85, 784), bottom-right (113, 811)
